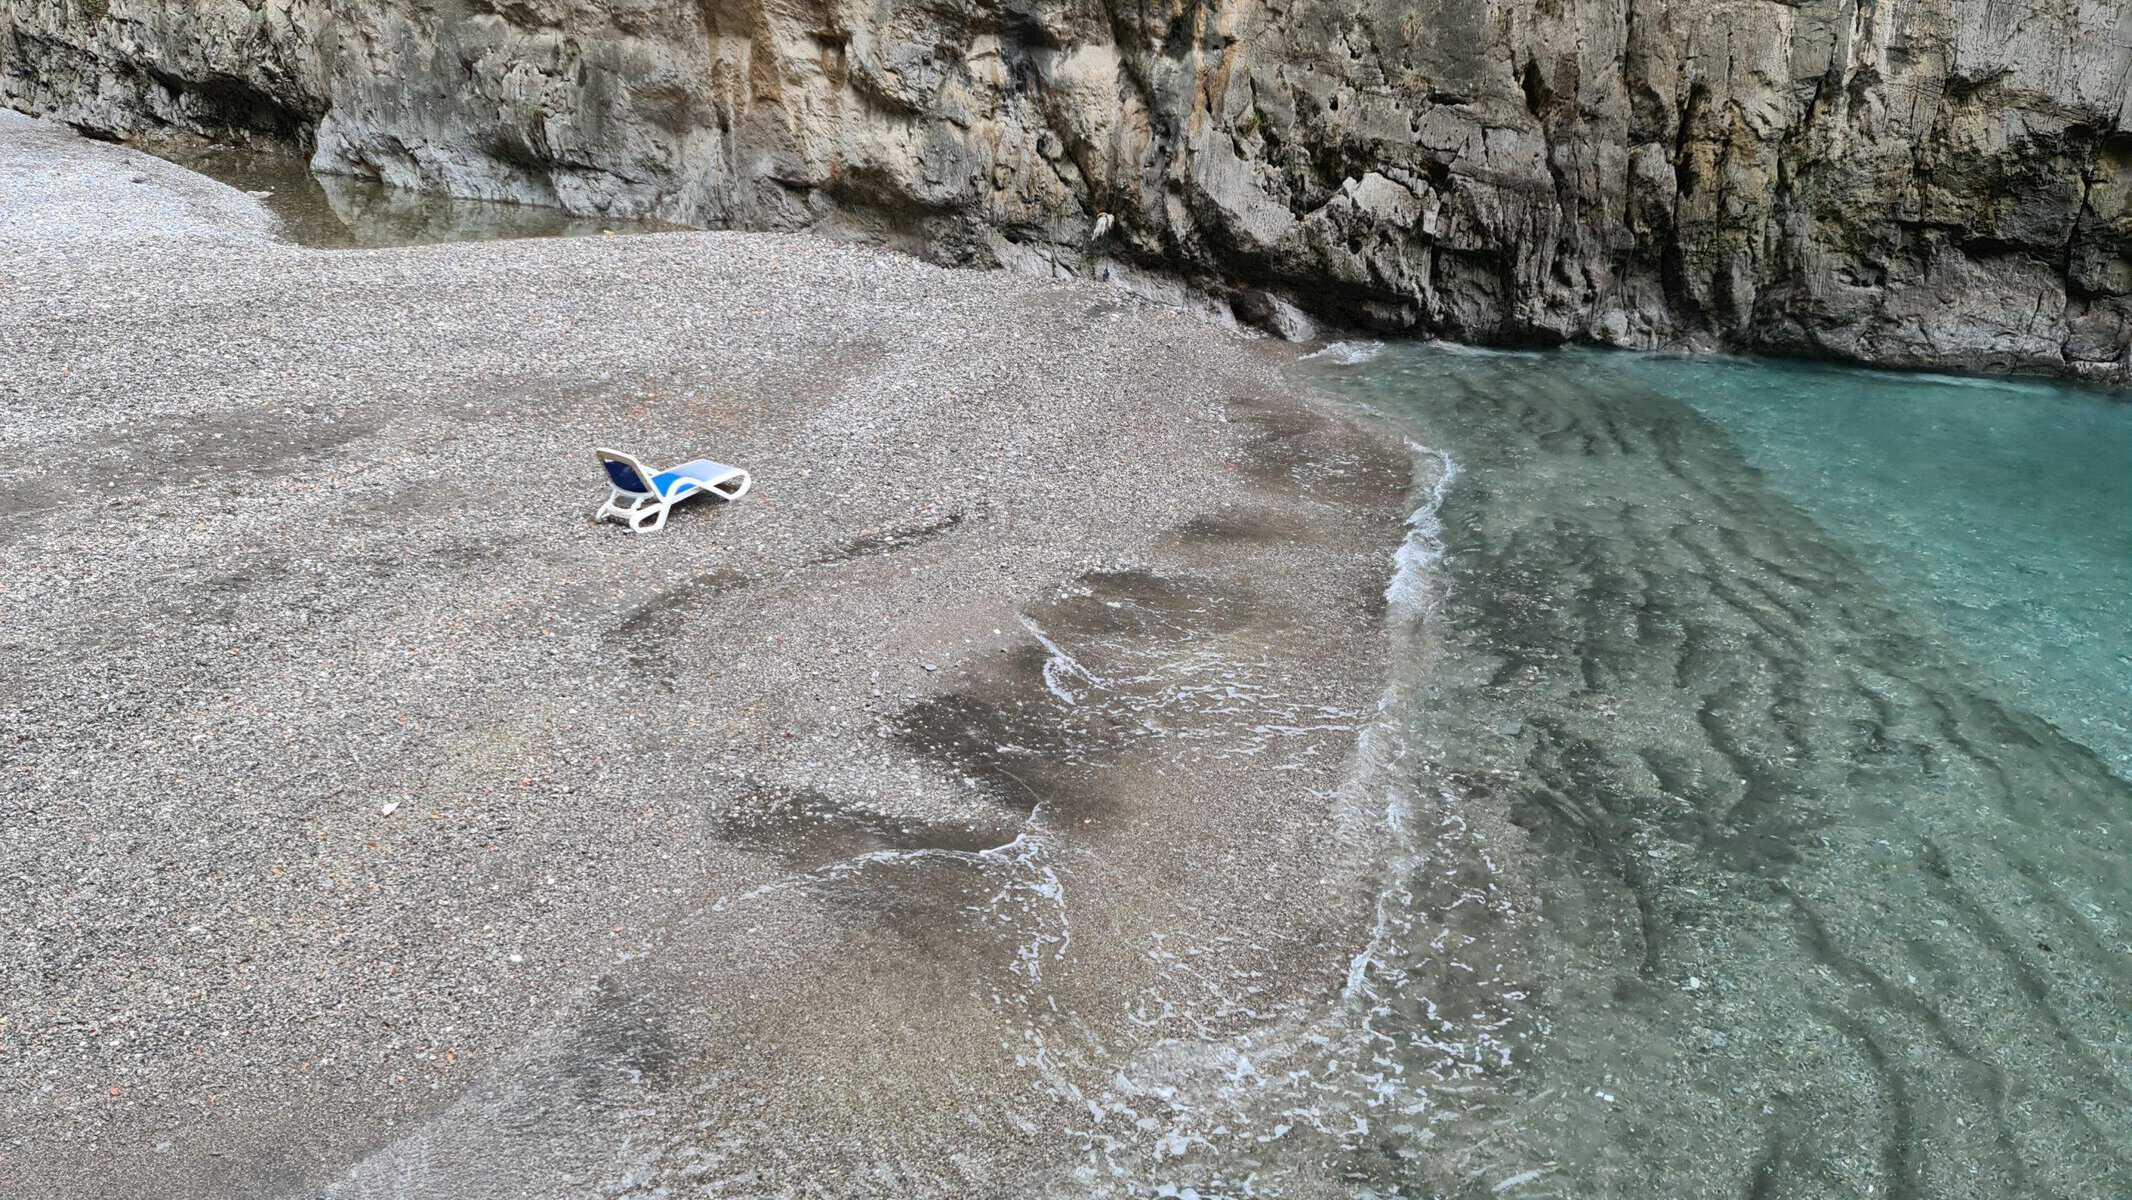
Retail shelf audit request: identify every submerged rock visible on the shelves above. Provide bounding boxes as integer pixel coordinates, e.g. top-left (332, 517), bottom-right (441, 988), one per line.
top-left (3, 0), bottom-right (2127, 380)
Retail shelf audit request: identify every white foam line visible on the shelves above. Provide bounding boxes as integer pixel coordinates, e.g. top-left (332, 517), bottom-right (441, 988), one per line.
top-left (1022, 614), bottom-right (1107, 705)
top-left (1384, 442), bottom-right (1459, 622)
top-left (1300, 340), bottom-right (1387, 365)
top-left (1101, 430), bottom-right (1519, 1187)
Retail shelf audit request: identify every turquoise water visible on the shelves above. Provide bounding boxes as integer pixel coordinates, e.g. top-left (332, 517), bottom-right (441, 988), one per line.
top-left (1671, 359), bottom-right (2131, 782)
top-left (1288, 345), bottom-right (2132, 1198)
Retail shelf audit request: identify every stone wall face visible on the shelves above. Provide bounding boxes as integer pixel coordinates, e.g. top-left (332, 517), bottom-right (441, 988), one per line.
top-left (6, 0), bottom-right (2128, 380)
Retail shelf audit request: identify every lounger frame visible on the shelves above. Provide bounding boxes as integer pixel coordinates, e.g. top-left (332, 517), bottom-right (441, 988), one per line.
top-left (593, 447), bottom-right (751, 533)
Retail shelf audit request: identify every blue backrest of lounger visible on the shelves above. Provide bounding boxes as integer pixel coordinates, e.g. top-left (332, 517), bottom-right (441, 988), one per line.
top-left (603, 458), bottom-right (652, 494)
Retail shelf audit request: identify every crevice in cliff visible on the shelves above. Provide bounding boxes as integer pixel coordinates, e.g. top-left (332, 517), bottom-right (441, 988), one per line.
top-left (1519, 58), bottom-right (1549, 122)
top-left (1660, 80), bottom-right (1710, 334)
top-left (2060, 163), bottom-right (2098, 293)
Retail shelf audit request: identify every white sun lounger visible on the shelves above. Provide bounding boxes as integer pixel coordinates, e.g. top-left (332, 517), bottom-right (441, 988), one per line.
top-left (594, 447), bottom-right (751, 533)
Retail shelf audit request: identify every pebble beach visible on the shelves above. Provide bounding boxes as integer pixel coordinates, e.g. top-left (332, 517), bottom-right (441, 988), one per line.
top-left (0, 110), bottom-right (1414, 1198)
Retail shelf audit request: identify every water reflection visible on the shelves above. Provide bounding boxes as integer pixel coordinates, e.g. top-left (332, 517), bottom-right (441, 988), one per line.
top-left (143, 143), bottom-right (681, 249)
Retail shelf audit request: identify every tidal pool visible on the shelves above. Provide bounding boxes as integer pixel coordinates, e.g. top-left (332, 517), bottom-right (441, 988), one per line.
top-left (142, 142), bottom-right (679, 249)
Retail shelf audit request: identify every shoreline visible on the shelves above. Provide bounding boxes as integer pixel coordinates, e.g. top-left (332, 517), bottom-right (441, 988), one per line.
top-left (0, 112), bottom-right (1420, 1198)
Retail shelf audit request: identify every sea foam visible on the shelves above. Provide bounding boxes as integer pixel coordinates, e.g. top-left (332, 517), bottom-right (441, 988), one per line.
top-left (1299, 340), bottom-right (1385, 365)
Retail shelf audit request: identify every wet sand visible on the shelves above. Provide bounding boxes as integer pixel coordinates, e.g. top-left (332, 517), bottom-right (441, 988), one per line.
top-left (0, 111), bottom-right (1413, 1198)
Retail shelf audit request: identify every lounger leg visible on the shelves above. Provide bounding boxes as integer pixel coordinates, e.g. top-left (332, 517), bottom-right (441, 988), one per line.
top-left (628, 501), bottom-right (671, 533)
top-left (596, 486), bottom-right (633, 525)
top-left (600, 493), bottom-right (658, 530)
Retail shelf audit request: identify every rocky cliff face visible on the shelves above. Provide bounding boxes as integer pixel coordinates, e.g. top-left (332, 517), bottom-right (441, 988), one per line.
top-left (6, 0), bottom-right (2128, 381)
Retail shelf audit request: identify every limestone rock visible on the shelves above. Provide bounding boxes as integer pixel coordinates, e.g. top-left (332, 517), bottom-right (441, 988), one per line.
top-left (5, 0), bottom-right (2126, 381)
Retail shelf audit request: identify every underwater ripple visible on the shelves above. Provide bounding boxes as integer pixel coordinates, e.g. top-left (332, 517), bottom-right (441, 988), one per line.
top-left (1285, 347), bottom-right (2132, 1198)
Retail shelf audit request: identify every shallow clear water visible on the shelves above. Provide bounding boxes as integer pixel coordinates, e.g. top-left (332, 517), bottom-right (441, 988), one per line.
top-left (1670, 359), bottom-right (2132, 781)
top-left (143, 143), bottom-right (679, 249)
top-left (1288, 345), bottom-right (2132, 1197)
